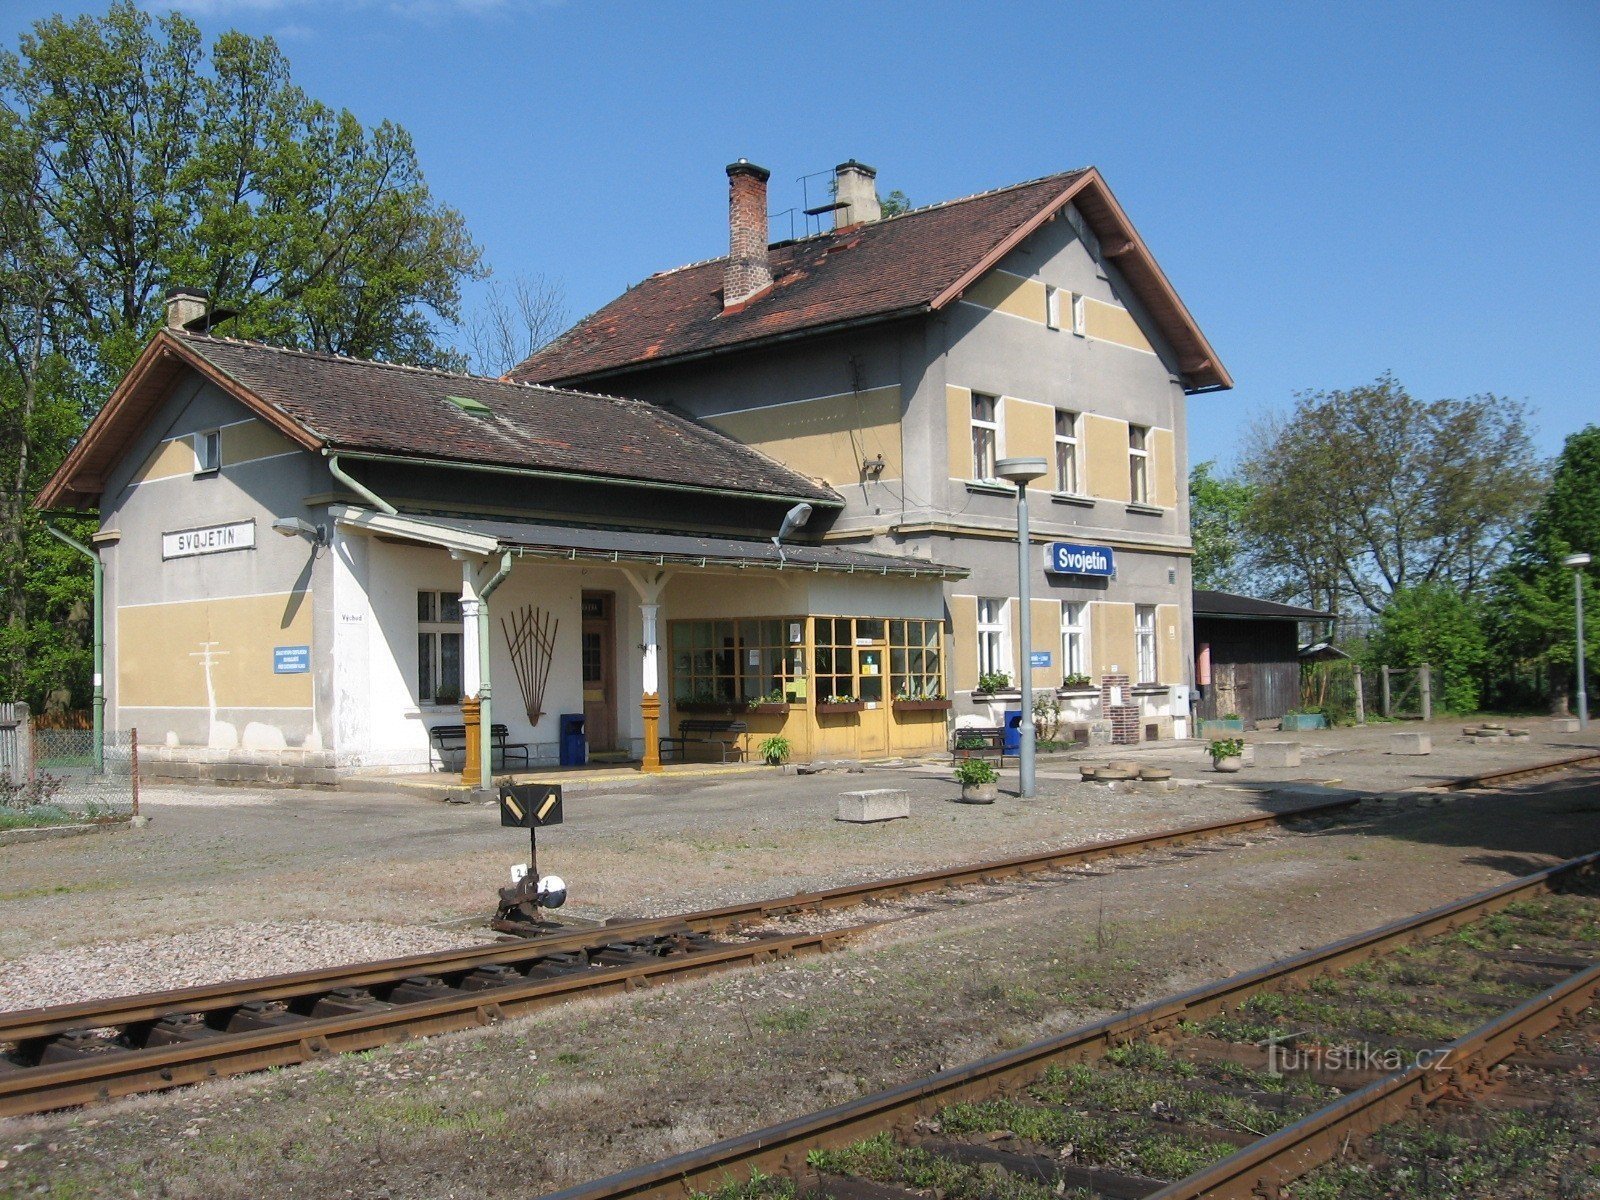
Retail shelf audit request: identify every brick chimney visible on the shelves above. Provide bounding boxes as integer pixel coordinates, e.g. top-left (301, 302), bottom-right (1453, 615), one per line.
top-left (724, 160), bottom-right (772, 309)
top-left (834, 160), bottom-right (881, 229)
top-left (164, 286), bottom-right (209, 332)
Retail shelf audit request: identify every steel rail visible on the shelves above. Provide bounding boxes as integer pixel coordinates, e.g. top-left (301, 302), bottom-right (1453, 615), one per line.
top-left (0, 796), bottom-right (1360, 1047)
top-left (1435, 748), bottom-right (1600, 790)
top-left (1147, 960), bottom-right (1600, 1199)
top-left (530, 848), bottom-right (1600, 1200)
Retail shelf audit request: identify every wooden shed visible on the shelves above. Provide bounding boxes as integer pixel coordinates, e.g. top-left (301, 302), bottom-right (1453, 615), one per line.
top-left (1192, 591), bottom-right (1335, 726)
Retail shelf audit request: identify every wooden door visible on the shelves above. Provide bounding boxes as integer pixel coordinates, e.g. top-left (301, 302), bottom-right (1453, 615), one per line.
top-left (855, 624), bottom-right (890, 757)
top-left (581, 591), bottom-right (617, 751)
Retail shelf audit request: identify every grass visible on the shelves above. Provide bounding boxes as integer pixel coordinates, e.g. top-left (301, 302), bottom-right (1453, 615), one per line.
top-left (0, 804), bottom-right (86, 831)
top-left (755, 1006), bottom-right (816, 1033)
top-left (808, 1133), bottom-right (1088, 1200)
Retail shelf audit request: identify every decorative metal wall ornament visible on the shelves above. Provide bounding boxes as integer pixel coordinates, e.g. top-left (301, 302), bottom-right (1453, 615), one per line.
top-left (502, 605), bottom-right (558, 727)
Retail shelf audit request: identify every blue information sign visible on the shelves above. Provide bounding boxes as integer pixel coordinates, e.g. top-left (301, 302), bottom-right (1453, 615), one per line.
top-left (1029, 651), bottom-right (1052, 668)
top-left (1045, 541), bottom-right (1116, 577)
top-left (273, 645), bottom-right (310, 674)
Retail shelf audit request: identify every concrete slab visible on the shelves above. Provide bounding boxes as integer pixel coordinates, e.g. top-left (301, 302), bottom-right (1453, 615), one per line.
top-left (838, 789), bottom-right (911, 823)
top-left (1255, 742), bottom-right (1303, 769)
top-left (1392, 732), bottom-right (1432, 755)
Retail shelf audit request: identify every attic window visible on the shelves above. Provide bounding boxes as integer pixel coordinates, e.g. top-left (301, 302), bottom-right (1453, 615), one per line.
top-left (446, 394), bottom-right (491, 416)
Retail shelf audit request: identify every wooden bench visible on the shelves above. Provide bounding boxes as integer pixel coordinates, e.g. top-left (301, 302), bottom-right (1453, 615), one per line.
top-left (660, 718), bottom-right (748, 764)
top-left (952, 726), bottom-right (1014, 767)
top-left (429, 723), bottom-right (531, 771)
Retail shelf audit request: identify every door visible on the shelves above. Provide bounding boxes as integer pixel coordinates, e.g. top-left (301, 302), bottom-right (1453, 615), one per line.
top-left (855, 620), bottom-right (890, 756)
top-left (581, 591), bottom-right (617, 751)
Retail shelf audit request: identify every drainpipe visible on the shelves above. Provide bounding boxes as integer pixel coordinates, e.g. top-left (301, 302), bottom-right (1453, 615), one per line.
top-left (323, 451), bottom-right (397, 516)
top-left (45, 522), bottom-right (103, 774)
top-left (476, 550), bottom-right (514, 789)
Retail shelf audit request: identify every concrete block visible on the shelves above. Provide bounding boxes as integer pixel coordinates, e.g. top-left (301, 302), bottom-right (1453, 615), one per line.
top-left (838, 788), bottom-right (910, 823)
top-left (1391, 732), bottom-right (1432, 755)
top-left (1554, 718), bottom-right (1580, 733)
top-left (1255, 741), bottom-right (1302, 768)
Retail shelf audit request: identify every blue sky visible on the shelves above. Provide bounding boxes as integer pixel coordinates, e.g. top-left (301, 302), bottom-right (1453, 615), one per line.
top-left (5, 0), bottom-right (1598, 468)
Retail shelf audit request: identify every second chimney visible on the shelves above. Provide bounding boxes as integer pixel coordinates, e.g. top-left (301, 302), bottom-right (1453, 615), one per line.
top-left (724, 159), bottom-right (772, 309)
top-left (164, 286), bottom-right (209, 332)
top-left (834, 160), bottom-right (881, 229)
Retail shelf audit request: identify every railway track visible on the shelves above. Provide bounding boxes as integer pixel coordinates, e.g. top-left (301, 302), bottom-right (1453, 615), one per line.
top-left (0, 750), bottom-right (1592, 1124)
top-left (0, 796), bottom-right (1357, 1118)
top-left (535, 849), bottom-right (1599, 1200)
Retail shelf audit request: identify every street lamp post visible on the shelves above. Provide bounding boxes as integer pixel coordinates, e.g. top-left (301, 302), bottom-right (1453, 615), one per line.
top-left (996, 457), bottom-right (1049, 798)
top-left (1564, 553), bottom-right (1591, 730)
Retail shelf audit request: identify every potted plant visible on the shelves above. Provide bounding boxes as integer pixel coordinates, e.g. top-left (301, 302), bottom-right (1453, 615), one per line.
top-left (757, 734), bottom-right (791, 766)
top-left (975, 672), bottom-right (1013, 695)
top-left (746, 689), bottom-right (791, 716)
top-left (1208, 737), bottom-right (1245, 772)
top-left (1200, 713), bottom-right (1245, 738)
top-left (816, 693), bottom-right (864, 715)
top-left (954, 756), bottom-right (999, 803)
top-left (1280, 708), bottom-right (1328, 732)
top-left (1062, 672), bottom-right (1094, 691)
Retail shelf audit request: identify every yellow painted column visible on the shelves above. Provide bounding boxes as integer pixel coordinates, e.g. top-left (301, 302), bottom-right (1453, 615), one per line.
top-left (641, 693), bottom-right (663, 773)
top-left (461, 696), bottom-right (482, 787)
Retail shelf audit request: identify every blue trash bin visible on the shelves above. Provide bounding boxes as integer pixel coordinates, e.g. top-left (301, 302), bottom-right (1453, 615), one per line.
top-left (559, 713), bottom-right (587, 767)
top-left (1002, 709), bottom-right (1024, 755)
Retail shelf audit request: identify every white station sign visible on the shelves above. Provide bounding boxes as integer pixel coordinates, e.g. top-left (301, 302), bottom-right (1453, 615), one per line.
top-left (163, 520), bottom-right (255, 560)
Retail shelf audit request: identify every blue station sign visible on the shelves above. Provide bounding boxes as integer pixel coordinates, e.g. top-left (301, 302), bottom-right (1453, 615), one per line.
top-left (1045, 542), bottom-right (1116, 577)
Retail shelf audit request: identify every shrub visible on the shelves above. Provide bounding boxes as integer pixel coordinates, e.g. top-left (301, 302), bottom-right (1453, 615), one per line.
top-left (1208, 737), bottom-right (1245, 759)
top-left (976, 672), bottom-right (1012, 693)
top-left (756, 735), bottom-right (790, 766)
top-left (1365, 583), bottom-right (1488, 713)
top-left (955, 757), bottom-right (999, 786)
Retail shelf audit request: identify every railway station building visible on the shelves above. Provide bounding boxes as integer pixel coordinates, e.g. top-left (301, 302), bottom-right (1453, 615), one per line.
top-left (515, 161), bottom-right (1231, 744)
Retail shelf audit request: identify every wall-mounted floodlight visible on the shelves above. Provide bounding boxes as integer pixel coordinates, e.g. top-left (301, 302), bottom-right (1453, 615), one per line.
top-left (772, 502), bottom-right (813, 563)
top-left (272, 516), bottom-right (327, 547)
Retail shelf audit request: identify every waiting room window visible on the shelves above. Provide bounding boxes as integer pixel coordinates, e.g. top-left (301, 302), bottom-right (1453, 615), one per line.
top-left (971, 393), bottom-right (999, 482)
top-left (813, 617), bottom-right (859, 704)
top-left (1129, 424), bottom-right (1150, 504)
top-left (669, 618), bottom-right (803, 706)
top-left (1055, 410), bottom-right (1079, 494)
top-left (1061, 602), bottom-right (1089, 682)
top-left (1135, 604), bottom-right (1157, 684)
top-left (193, 429), bottom-right (221, 475)
top-left (1045, 285), bottom-right (1061, 330)
top-left (417, 591), bottom-right (463, 705)
top-left (977, 598), bottom-right (1007, 680)
top-left (889, 619), bottom-right (945, 700)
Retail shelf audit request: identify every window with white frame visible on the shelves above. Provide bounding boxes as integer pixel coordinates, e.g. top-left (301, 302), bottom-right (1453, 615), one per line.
top-left (1128, 424), bottom-right (1150, 504)
top-left (193, 429), bottom-right (221, 475)
top-left (976, 598), bottom-right (1008, 681)
top-left (1055, 410), bottom-right (1079, 494)
top-left (1070, 293), bottom-right (1086, 336)
top-left (1061, 602), bottom-right (1089, 682)
top-left (1135, 604), bottom-right (1157, 684)
top-left (1045, 285), bottom-right (1061, 330)
top-left (971, 393), bottom-right (999, 482)
top-left (418, 590), bottom-right (464, 705)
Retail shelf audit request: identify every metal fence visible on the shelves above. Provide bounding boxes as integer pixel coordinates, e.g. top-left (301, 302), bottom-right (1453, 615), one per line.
top-left (1, 705), bottom-right (139, 821)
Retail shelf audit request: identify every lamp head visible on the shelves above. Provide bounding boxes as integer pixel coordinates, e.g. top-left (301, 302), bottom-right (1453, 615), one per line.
top-left (272, 516), bottom-right (327, 546)
top-left (777, 502), bottom-right (813, 542)
top-left (1564, 552), bottom-right (1592, 569)
top-left (995, 456), bottom-right (1049, 486)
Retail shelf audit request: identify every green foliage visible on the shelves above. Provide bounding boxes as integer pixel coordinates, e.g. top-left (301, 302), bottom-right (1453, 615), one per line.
top-left (1486, 425), bottom-right (1600, 711)
top-left (756, 734), bottom-right (790, 765)
top-left (879, 189), bottom-right (912, 217)
top-left (976, 671), bottom-right (1011, 693)
top-left (1062, 671), bottom-right (1092, 688)
top-left (1207, 737), bottom-right (1244, 759)
top-left (1365, 583), bottom-right (1488, 712)
top-left (1237, 374), bottom-right (1542, 614)
top-left (1189, 460), bottom-right (1255, 589)
top-left (954, 757), bottom-right (998, 786)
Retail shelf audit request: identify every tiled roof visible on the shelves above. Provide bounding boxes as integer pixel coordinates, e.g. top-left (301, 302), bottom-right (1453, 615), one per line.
top-left (514, 171), bottom-right (1091, 383)
top-left (37, 331), bottom-right (840, 509)
top-left (513, 167), bottom-right (1230, 392)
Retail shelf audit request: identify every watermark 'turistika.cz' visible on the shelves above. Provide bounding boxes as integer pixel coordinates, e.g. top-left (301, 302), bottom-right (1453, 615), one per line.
top-left (1258, 1031), bottom-right (1453, 1077)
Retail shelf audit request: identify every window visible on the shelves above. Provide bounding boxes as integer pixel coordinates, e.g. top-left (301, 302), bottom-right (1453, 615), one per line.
top-left (971, 393), bottom-right (999, 482)
top-left (889, 619), bottom-right (944, 699)
top-left (977, 598), bottom-right (1008, 681)
top-left (1129, 424), bottom-right (1150, 504)
top-left (670, 618), bottom-right (803, 706)
top-left (812, 617), bottom-right (860, 703)
top-left (193, 429), bottom-right (221, 475)
top-left (1055, 410), bottom-right (1079, 494)
top-left (1070, 293), bottom-right (1086, 336)
top-left (1045, 285), bottom-right (1061, 330)
top-left (417, 590), bottom-right (463, 705)
top-left (1061, 602), bottom-right (1089, 682)
top-left (1135, 604), bottom-right (1157, 684)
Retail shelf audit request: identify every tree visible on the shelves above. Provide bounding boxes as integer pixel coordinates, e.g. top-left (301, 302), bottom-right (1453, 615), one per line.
top-left (1237, 374), bottom-right (1543, 615)
top-left (1365, 583), bottom-right (1488, 713)
top-left (880, 189), bottom-right (911, 217)
top-left (1188, 461), bottom-right (1254, 590)
top-left (464, 272), bottom-right (569, 377)
top-left (0, 3), bottom-right (484, 707)
top-left (1486, 425), bottom-right (1600, 713)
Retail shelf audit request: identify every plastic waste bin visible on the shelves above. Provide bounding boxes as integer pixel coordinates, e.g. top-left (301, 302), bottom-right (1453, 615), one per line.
top-left (559, 713), bottom-right (587, 767)
top-left (1003, 709), bottom-right (1024, 755)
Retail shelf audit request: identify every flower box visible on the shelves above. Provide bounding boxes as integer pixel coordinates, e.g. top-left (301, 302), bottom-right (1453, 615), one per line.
top-left (892, 699), bottom-right (952, 712)
top-left (745, 703), bottom-right (791, 716)
top-left (816, 702), bottom-right (865, 715)
top-left (1280, 713), bottom-right (1327, 731)
top-left (1200, 718), bottom-right (1244, 738)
